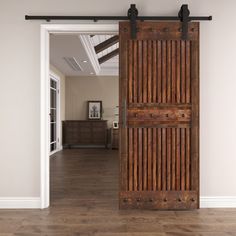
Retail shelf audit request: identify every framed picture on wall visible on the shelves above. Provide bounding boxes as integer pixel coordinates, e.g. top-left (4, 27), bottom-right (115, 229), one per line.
top-left (87, 101), bottom-right (102, 120)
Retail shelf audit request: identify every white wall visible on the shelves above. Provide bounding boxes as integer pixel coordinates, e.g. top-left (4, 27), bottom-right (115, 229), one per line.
top-left (0, 0), bottom-right (236, 200)
top-left (50, 65), bottom-right (66, 149)
top-left (65, 76), bottom-right (118, 127)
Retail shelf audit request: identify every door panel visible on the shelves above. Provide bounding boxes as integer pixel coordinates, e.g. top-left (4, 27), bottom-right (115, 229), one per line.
top-left (119, 21), bottom-right (199, 209)
top-left (50, 77), bottom-right (59, 153)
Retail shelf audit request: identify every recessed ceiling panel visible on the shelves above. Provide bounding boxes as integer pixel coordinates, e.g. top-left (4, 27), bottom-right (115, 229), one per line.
top-left (50, 34), bottom-right (118, 76)
top-left (50, 34), bottom-right (96, 76)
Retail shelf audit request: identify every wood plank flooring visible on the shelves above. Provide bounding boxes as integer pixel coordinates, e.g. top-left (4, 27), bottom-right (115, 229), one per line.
top-left (0, 149), bottom-right (236, 235)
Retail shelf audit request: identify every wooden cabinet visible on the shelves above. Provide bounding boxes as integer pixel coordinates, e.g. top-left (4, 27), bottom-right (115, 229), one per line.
top-left (63, 120), bottom-right (108, 148)
top-left (110, 128), bottom-right (119, 149)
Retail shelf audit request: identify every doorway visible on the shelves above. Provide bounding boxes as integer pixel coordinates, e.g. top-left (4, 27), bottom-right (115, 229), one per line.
top-left (41, 24), bottom-right (118, 209)
top-left (41, 22), bottom-right (199, 210)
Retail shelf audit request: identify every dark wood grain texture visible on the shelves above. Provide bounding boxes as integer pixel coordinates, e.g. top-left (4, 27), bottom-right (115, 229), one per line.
top-left (190, 35), bottom-right (200, 207)
top-left (119, 26), bottom-right (128, 192)
top-left (63, 120), bottom-right (107, 148)
top-left (119, 21), bottom-right (199, 209)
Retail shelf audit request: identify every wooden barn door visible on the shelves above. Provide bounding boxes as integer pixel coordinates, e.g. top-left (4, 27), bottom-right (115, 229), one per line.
top-left (119, 21), bottom-right (199, 209)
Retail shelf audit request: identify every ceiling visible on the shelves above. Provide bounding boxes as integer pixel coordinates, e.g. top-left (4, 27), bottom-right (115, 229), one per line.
top-left (50, 34), bottom-right (119, 77)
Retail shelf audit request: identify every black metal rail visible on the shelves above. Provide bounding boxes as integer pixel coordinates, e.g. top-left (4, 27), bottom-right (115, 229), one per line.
top-left (25, 4), bottom-right (212, 39)
top-left (25, 15), bottom-right (212, 21)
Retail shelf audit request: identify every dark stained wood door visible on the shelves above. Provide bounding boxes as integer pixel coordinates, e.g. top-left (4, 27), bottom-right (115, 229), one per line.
top-left (119, 21), bottom-right (199, 209)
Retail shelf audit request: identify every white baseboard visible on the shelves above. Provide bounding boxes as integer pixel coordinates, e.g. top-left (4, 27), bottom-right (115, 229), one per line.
top-left (0, 197), bottom-right (41, 209)
top-left (200, 196), bottom-right (236, 208)
top-left (0, 196), bottom-right (235, 209)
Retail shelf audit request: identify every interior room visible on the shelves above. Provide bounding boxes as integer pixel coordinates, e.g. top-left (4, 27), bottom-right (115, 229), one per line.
top-left (49, 33), bottom-right (119, 206)
top-left (1, 0), bottom-right (236, 235)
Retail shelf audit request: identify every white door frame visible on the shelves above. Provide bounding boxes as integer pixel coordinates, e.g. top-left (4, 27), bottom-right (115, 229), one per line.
top-left (40, 23), bottom-right (118, 209)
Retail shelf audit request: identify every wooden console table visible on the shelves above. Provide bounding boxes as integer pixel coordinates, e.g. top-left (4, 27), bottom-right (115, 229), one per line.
top-left (63, 120), bottom-right (108, 148)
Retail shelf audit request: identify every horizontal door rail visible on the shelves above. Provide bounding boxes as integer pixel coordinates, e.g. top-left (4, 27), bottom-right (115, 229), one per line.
top-left (25, 4), bottom-right (212, 39)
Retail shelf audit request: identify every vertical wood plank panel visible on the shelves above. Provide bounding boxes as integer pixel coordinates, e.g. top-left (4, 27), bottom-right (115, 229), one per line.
top-left (119, 32), bottom-right (128, 191)
top-left (138, 128), bottom-right (143, 191)
top-left (128, 128), bottom-right (133, 191)
top-left (147, 40), bottom-right (152, 103)
top-left (186, 40), bottom-right (191, 103)
top-left (128, 40), bottom-right (133, 103)
top-left (186, 128), bottom-right (190, 190)
top-left (152, 128), bottom-right (157, 190)
top-left (147, 128), bottom-right (152, 190)
top-left (162, 41), bottom-right (167, 103)
top-left (171, 41), bottom-right (176, 103)
top-left (181, 128), bottom-right (186, 191)
top-left (128, 40), bottom-right (133, 192)
top-left (176, 128), bottom-right (181, 190)
top-left (171, 128), bottom-right (176, 190)
top-left (138, 41), bottom-right (143, 103)
top-left (153, 41), bottom-right (157, 103)
top-left (157, 41), bottom-right (162, 103)
top-left (143, 40), bottom-right (148, 191)
top-left (181, 41), bottom-right (186, 103)
top-left (133, 40), bottom-right (138, 103)
top-left (143, 41), bottom-right (147, 103)
top-left (133, 128), bottom-right (138, 191)
top-left (167, 40), bottom-right (171, 103)
top-left (162, 128), bottom-right (167, 190)
top-left (190, 38), bottom-right (199, 197)
top-left (157, 128), bottom-right (162, 190)
top-left (167, 128), bottom-right (171, 191)
top-left (143, 128), bottom-right (147, 190)
top-left (176, 41), bottom-right (181, 103)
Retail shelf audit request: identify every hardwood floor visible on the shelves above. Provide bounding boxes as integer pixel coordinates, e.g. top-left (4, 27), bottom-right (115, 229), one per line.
top-left (0, 149), bottom-right (236, 235)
